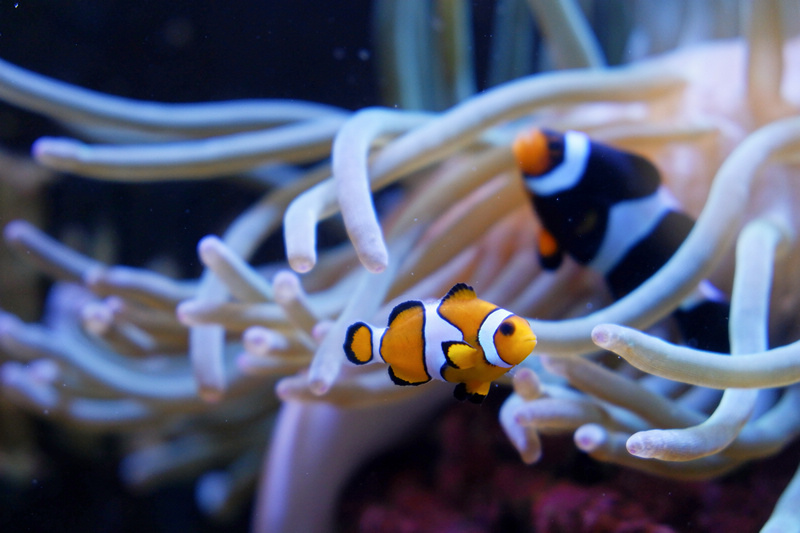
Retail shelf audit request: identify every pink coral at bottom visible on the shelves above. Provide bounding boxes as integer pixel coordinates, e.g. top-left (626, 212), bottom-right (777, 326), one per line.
top-left (339, 394), bottom-right (799, 533)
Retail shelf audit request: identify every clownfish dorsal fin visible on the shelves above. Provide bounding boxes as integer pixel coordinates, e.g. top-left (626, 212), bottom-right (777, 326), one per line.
top-left (387, 299), bottom-right (423, 327)
top-left (438, 284), bottom-right (484, 343)
top-left (442, 283), bottom-right (477, 303)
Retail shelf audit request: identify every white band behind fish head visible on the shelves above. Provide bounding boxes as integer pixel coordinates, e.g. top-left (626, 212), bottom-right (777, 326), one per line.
top-left (478, 308), bottom-right (514, 368)
top-left (524, 130), bottom-right (590, 197)
top-left (588, 186), bottom-right (675, 275)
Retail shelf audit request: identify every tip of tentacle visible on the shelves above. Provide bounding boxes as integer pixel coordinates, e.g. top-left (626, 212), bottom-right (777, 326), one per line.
top-left (539, 356), bottom-right (567, 377)
top-left (195, 370), bottom-right (227, 403)
top-left (272, 270), bottom-right (301, 303)
top-left (499, 394), bottom-right (543, 464)
top-left (590, 325), bottom-right (612, 347)
top-left (274, 376), bottom-right (293, 401)
top-left (363, 257), bottom-right (387, 274)
top-left (197, 235), bottom-right (224, 265)
top-left (2, 219), bottom-right (24, 242)
top-left (574, 423), bottom-right (607, 452)
top-left (175, 299), bottom-right (197, 326)
top-left (288, 255), bottom-right (315, 274)
top-left (82, 265), bottom-right (105, 289)
top-left (311, 320), bottom-right (334, 343)
top-left (520, 442), bottom-right (543, 465)
top-left (81, 301), bottom-right (114, 335)
top-left (199, 385), bottom-right (224, 404)
top-left (32, 137), bottom-right (83, 165)
top-left (625, 432), bottom-right (660, 458)
top-left (275, 371), bottom-right (339, 401)
top-left (512, 427), bottom-right (543, 464)
top-left (28, 359), bottom-right (60, 384)
top-left (275, 374), bottom-right (309, 402)
top-left (625, 434), bottom-right (646, 457)
top-left (308, 377), bottom-right (330, 396)
top-left (512, 367), bottom-right (542, 400)
top-left (358, 246), bottom-right (389, 274)
top-left (242, 326), bottom-right (272, 357)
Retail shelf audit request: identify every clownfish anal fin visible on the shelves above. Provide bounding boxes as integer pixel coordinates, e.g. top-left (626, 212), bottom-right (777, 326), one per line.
top-left (442, 283), bottom-right (477, 303)
top-left (388, 366), bottom-right (429, 387)
top-left (453, 382), bottom-right (468, 401)
top-left (442, 340), bottom-right (478, 370)
top-left (537, 228), bottom-right (563, 270)
top-left (467, 393), bottom-right (486, 404)
top-left (453, 382), bottom-right (487, 404)
top-left (387, 299), bottom-right (424, 327)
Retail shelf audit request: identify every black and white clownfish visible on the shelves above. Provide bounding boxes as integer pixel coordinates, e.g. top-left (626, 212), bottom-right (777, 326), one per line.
top-left (513, 128), bottom-right (730, 353)
top-left (344, 283), bottom-right (537, 403)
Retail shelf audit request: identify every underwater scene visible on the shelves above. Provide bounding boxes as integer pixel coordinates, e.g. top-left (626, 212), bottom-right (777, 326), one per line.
top-left (1, 1), bottom-right (800, 531)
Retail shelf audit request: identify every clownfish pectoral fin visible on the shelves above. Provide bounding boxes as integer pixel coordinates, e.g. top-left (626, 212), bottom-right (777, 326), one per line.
top-left (537, 228), bottom-right (563, 270)
top-left (442, 341), bottom-right (478, 370)
top-left (441, 282), bottom-right (477, 303)
top-left (453, 382), bottom-right (488, 404)
top-left (387, 365), bottom-right (430, 387)
top-left (344, 322), bottom-right (374, 364)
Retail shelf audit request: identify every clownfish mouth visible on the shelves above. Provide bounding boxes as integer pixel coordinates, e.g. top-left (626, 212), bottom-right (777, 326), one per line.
top-left (510, 334), bottom-right (537, 364)
top-left (522, 335), bottom-right (537, 354)
top-left (525, 334), bottom-right (537, 347)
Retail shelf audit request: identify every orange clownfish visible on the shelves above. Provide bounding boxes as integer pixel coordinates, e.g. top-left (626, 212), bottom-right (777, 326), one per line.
top-left (343, 283), bottom-right (537, 403)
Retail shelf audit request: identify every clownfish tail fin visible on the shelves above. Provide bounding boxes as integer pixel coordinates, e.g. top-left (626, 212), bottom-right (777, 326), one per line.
top-left (343, 322), bottom-right (374, 365)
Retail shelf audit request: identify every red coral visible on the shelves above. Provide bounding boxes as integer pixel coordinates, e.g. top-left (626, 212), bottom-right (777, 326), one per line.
top-left (532, 482), bottom-right (676, 533)
top-left (339, 399), bottom-right (800, 533)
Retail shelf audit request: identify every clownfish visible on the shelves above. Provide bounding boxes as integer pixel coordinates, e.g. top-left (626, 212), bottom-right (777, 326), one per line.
top-left (343, 283), bottom-right (537, 403)
top-left (513, 128), bottom-right (730, 353)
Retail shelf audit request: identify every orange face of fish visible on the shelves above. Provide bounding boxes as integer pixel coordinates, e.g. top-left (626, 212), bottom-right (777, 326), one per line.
top-left (493, 314), bottom-right (537, 366)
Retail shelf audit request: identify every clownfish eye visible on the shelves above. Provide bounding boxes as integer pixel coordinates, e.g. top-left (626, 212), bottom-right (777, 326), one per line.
top-left (499, 322), bottom-right (515, 336)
